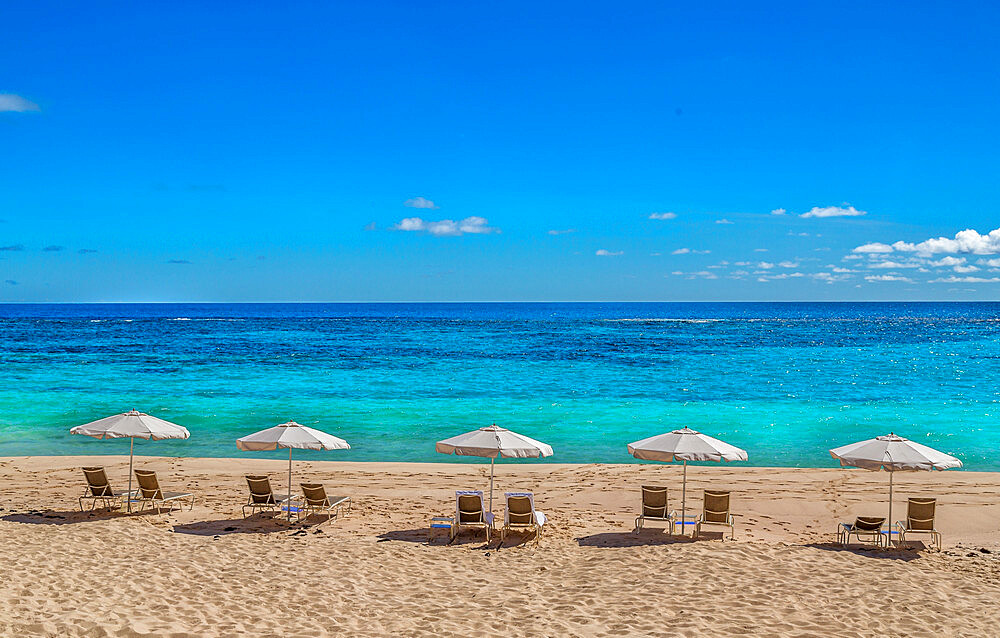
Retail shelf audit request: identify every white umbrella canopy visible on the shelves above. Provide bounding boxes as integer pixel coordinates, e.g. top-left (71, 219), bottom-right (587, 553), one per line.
top-left (830, 432), bottom-right (962, 533)
top-left (436, 424), bottom-right (553, 511)
top-left (627, 427), bottom-right (748, 535)
top-left (70, 409), bottom-right (191, 512)
top-left (236, 421), bottom-right (350, 520)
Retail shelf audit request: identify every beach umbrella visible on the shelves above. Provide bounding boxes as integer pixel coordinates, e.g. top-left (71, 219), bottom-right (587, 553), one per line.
top-left (236, 421), bottom-right (350, 520)
top-left (830, 432), bottom-right (961, 534)
top-left (436, 423), bottom-right (553, 512)
top-left (70, 409), bottom-right (190, 512)
top-left (627, 427), bottom-right (748, 535)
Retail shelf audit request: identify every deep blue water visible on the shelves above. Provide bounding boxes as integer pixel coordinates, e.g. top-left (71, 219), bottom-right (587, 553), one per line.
top-left (1, 302), bottom-right (997, 469)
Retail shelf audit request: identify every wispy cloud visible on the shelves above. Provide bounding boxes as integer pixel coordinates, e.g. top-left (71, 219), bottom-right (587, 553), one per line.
top-left (547, 229), bottom-right (576, 235)
top-left (0, 94), bottom-right (40, 112)
top-left (648, 212), bottom-right (677, 220)
top-left (865, 274), bottom-right (913, 282)
top-left (800, 205), bottom-right (867, 219)
top-left (853, 242), bottom-right (893, 253)
top-left (364, 222), bottom-right (377, 231)
top-left (42, 245), bottom-right (65, 252)
top-left (671, 248), bottom-right (710, 255)
top-left (393, 216), bottom-right (499, 236)
top-left (930, 275), bottom-right (1000, 283)
top-left (0, 244), bottom-right (25, 252)
top-left (595, 249), bottom-right (623, 256)
top-left (404, 196), bottom-right (439, 209)
top-left (715, 218), bottom-right (734, 225)
top-left (770, 208), bottom-right (786, 215)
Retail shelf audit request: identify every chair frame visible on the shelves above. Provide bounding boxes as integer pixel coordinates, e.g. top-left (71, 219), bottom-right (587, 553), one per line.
top-left (242, 475), bottom-right (294, 519)
top-left (454, 490), bottom-right (494, 541)
top-left (297, 483), bottom-right (351, 523)
top-left (132, 469), bottom-right (195, 514)
top-left (634, 485), bottom-right (677, 534)
top-left (501, 492), bottom-right (544, 546)
top-left (694, 490), bottom-right (735, 540)
top-left (895, 497), bottom-right (942, 551)
top-left (79, 467), bottom-right (132, 512)
top-left (837, 516), bottom-right (887, 548)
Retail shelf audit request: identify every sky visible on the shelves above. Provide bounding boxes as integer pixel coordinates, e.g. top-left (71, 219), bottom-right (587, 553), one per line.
top-left (2, 1), bottom-right (1000, 302)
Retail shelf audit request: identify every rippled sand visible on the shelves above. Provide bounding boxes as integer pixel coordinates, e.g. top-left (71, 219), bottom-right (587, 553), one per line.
top-left (1, 456), bottom-right (999, 637)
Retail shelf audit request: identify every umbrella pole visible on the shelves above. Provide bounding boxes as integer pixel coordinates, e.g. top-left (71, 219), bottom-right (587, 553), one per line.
top-left (489, 456), bottom-right (495, 513)
top-left (127, 438), bottom-right (134, 513)
top-left (288, 448), bottom-right (293, 522)
top-left (888, 469), bottom-right (894, 543)
top-left (681, 460), bottom-right (687, 536)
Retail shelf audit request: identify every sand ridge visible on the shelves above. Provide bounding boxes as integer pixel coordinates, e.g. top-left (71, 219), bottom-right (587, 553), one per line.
top-left (1, 455), bottom-right (999, 637)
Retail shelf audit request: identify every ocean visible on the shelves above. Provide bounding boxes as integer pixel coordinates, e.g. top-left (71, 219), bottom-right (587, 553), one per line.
top-left (1, 302), bottom-right (997, 469)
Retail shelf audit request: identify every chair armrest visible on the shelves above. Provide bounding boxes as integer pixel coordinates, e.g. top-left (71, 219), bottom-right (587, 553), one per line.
top-left (894, 520), bottom-right (906, 532)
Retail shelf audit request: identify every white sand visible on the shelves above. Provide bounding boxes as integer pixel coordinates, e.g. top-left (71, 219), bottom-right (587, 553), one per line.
top-left (1, 455), bottom-right (999, 636)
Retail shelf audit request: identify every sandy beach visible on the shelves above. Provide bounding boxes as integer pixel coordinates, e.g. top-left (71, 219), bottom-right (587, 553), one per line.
top-left (1, 455), bottom-right (999, 637)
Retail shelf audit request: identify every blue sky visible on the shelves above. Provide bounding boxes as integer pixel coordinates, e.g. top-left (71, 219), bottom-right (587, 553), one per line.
top-left (2, 1), bottom-right (1000, 302)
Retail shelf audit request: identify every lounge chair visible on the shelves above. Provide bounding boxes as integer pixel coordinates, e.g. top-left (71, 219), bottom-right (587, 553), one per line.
top-left (694, 490), bottom-right (735, 540)
top-left (895, 497), bottom-right (942, 551)
top-left (455, 490), bottom-right (494, 541)
top-left (501, 492), bottom-right (546, 546)
top-left (298, 483), bottom-right (351, 523)
top-left (837, 516), bottom-right (886, 547)
top-left (242, 475), bottom-right (294, 519)
top-left (132, 469), bottom-right (194, 513)
top-left (79, 466), bottom-right (132, 512)
top-left (634, 485), bottom-right (676, 534)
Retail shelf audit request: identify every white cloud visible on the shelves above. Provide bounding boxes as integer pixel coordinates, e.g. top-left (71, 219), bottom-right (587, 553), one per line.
top-left (649, 212), bottom-right (677, 220)
top-left (671, 248), bottom-right (711, 255)
top-left (930, 256), bottom-right (965, 267)
top-left (770, 208), bottom-right (786, 216)
top-left (715, 218), bottom-right (734, 225)
top-left (403, 196), bottom-right (439, 209)
top-left (547, 229), bottom-right (575, 235)
top-left (888, 227), bottom-right (1000, 255)
top-left (981, 258), bottom-right (1000, 268)
top-left (0, 94), bottom-right (40, 112)
top-left (393, 216), bottom-right (499, 236)
top-left (800, 205), bottom-right (867, 219)
top-left (853, 242), bottom-right (894, 254)
top-left (832, 267), bottom-right (856, 273)
top-left (868, 260), bottom-right (921, 269)
top-left (778, 261), bottom-right (800, 268)
top-left (757, 261), bottom-right (775, 269)
top-left (954, 264), bottom-right (980, 273)
top-left (865, 274), bottom-right (913, 282)
top-left (754, 248), bottom-right (768, 252)
top-left (672, 248), bottom-right (690, 255)
top-left (788, 232), bottom-right (812, 237)
top-left (596, 249), bottom-right (623, 256)
top-left (930, 276), bottom-right (1000, 283)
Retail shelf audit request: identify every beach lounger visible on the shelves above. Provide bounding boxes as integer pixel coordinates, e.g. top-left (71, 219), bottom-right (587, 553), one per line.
top-left (895, 497), bottom-right (942, 551)
top-left (837, 516), bottom-right (886, 547)
top-left (242, 475), bottom-right (294, 519)
top-left (132, 469), bottom-right (194, 514)
top-left (501, 492), bottom-right (546, 546)
top-left (79, 466), bottom-right (132, 512)
top-left (694, 490), bottom-right (735, 540)
top-left (634, 485), bottom-right (676, 534)
top-left (298, 483), bottom-right (351, 523)
top-left (454, 490), bottom-right (494, 541)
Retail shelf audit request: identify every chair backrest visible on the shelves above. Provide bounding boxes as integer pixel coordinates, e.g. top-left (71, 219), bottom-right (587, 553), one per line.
top-left (246, 475), bottom-right (275, 505)
top-left (641, 485), bottom-right (668, 517)
top-left (134, 470), bottom-right (163, 500)
top-left (456, 491), bottom-right (485, 524)
top-left (82, 467), bottom-right (113, 497)
top-left (300, 483), bottom-right (328, 507)
top-left (702, 490), bottom-right (731, 523)
top-left (506, 493), bottom-right (535, 525)
top-left (854, 516), bottom-right (885, 532)
top-left (907, 497), bottom-right (936, 531)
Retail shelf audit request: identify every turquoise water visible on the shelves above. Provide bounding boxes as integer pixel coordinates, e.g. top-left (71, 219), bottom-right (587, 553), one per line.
top-left (1, 302), bottom-right (998, 469)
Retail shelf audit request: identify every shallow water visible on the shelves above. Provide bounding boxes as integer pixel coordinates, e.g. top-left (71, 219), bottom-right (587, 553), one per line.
top-left (1, 302), bottom-right (997, 469)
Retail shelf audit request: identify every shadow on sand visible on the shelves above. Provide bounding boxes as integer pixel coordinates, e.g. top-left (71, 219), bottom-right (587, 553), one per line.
top-left (172, 515), bottom-right (314, 536)
top-left (576, 529), bottom-right (710, 547)
top-left (1, 508), bottom-right (178, 526)
top-left (804, 541), bottom-right (926, 560)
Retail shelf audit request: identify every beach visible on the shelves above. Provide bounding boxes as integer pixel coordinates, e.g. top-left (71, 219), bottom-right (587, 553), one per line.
top-left (2, 455), bottom-right (999, 636)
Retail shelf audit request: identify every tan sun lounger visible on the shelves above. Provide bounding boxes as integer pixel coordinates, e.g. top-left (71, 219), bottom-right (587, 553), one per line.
top-left (242, 475), bottom-right (295, 519)
top-left (455, 490), bottom-right (495, 541)
top-left (132, 469), bottom-right (194, 513)
top-left (79, 467), bottom-right (132, 512)
top-left (895, 497), bottom-right (942, 551)
top-left (298, 483), bottom-right (351, 522)
top-left (838, 516), bottom-right (886, 547)
top-left (501, 492), bottom-right (546, 546)
top-left (634, 485), bottom-right (676, 534)
top-left (694, 490), bottom-right (735, 540)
